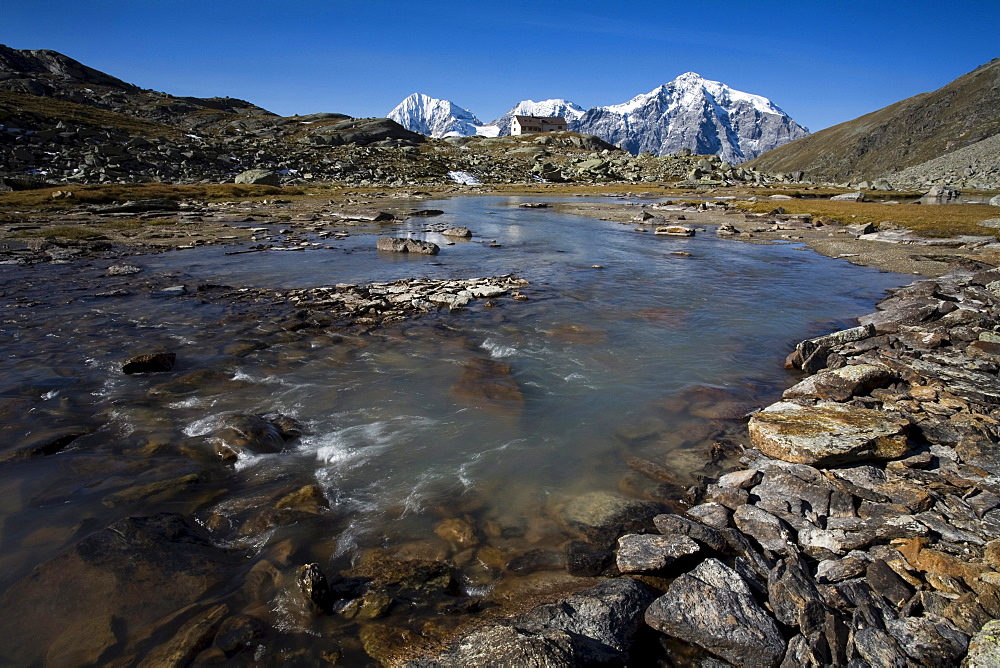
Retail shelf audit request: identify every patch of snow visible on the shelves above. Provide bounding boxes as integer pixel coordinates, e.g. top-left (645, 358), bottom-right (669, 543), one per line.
top-left (447, 171), bottom-right (481, 185)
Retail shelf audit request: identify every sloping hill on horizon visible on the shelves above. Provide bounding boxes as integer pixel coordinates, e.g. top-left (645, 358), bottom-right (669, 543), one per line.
top-left (744, 58), bottom-right (1000, 184)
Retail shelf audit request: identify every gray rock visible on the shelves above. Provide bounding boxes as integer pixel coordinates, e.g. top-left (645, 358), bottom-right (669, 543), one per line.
top-left (376, 237), bottom-right (440, 255)
top-left (830, 191), bottom-right (863, 202)
top-left (990, 195), bottom-right (1000, 207)
top-left (782, 363), bottom-right (895, 402)
top-left (234, 169), bottom-right (281, 186)
top-left (748, 401), bottom-right (910, 467)
top-left (964, 619), bottom-right (1000, 667)
top-left (686, 502), bottom-right (732, 529)
top-left (768, 556), bottom-right (827, 633)
top-left (733, 504), bottom-right (796, 554)
top-left (423, 578), bottom-right (656, 666)
top-left (885, 615), bottom-right (968, 665)
top-left (106, 264), bottom-right (141, 276)
top-left (645, 558), bottom-right (785, 667)
top-left (615, 533), bottom-right (700, 573)
top-left (653, 513), bottom-right (729, 552)
top-left (441, 226), bottom-right (472, 238)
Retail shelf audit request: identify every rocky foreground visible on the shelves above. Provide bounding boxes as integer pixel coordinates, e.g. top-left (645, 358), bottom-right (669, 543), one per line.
top-left (406, 263), bottom-right (1000, 665)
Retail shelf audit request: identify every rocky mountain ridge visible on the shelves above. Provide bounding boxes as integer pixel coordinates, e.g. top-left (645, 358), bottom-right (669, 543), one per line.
top-left (388, 74), bottom-right (809, 164)
top-left (572, 72), bottom-right (809, 164)
top-left (0, 45), bottom-right (800, 189)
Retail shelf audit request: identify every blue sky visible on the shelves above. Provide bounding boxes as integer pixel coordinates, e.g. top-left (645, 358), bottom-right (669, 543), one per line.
top-left (4, 0), bottom-right (998, 131)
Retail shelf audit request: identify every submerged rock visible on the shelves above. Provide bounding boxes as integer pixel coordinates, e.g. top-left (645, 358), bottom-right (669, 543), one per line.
top-left (0, 513), bottom-right (236, 666)
top-left (208, 413), bottom-right (301, 461)
top-left (450, 357), bottom-right (524, 410)
top-left (122, 351), bottom-right (176, 374)
top-left (418, 578), bottom-right (656, 666)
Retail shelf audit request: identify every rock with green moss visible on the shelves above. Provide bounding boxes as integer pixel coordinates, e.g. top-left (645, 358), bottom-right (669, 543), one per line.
top-left (748, 401), bottom-right (910, 467)
top-left (964, 619), bottom-right (1000, 667)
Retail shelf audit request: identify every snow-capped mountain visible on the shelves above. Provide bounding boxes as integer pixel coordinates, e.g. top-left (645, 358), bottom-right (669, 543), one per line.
top-left (570, 73), bottom-right (808, 163)
top-left (388, 75), bottom-right (807, 163)
top-left (491, 99), bottom-right (587, 136)
top-left (387, 93), bottom-right (498, 138)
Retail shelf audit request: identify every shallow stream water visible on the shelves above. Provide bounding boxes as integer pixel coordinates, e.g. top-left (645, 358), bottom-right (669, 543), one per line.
top-left (0, 196), bottom-right (912, 662)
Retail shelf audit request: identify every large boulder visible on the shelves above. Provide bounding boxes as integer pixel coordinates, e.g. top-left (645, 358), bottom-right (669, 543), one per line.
top-left (234, 169), bottom-right (281, 186)
top-left (748, 401), bottom-right (910, 467)
top-left (645, 558), bottom-right (785, 667)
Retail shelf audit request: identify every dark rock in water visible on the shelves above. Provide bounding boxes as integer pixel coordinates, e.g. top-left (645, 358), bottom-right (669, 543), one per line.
top-left (645, 558), bottom-right (785, 668)
top-left (213, 614), bottom-right (265, 657)
top-left (0, 513), bottom-right (236, 666)
top-left (410, 209), bottom-right (444, 217)
top-left (298, 563), bottom-right (334, 614)
top-left (376, 236), bottom-right (440, 255)
top-left (553, 490), bottom-right (662, 548)
top-left (506, 548), bottom-right (566, 574)
top-left (450, 357), bottom-right (524, 410)
top-left (417, 578), bottom-right (656, 666)
top-left (565, 540), bottom-right (613, 576)
top-left (140, 603), bottom-right (229, 666)
top-left (331, 209), bottom-right (395, 222)
top-left (3, 427), bottom-right (91, 461)
top-left (122, 351), bottom-right (176, 374)
top-left (208, 413), bottom-right (299, 461)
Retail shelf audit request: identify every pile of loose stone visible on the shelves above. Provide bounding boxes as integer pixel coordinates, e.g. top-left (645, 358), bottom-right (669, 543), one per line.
top-left (416, 265), bottom-right (1000, 665)
top-left (265, 276), bottom-right (528, 328)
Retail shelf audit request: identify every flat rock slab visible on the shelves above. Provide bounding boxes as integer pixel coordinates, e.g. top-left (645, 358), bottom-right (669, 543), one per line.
top-left (615, 534), bottom-right (700, 573)
top-left (645, 558), bottom-right (785, 667)
top-left (748, 401), bottom-right (910, 467)
top-left (782, 363), bottom-right (895, 402)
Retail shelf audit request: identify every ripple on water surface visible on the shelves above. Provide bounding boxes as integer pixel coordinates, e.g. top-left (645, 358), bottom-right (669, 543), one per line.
top-left (0, 196), bottom-right (913, 663)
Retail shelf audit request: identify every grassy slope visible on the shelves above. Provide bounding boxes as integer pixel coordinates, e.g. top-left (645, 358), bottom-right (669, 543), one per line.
top-left (744, 59), bottom-right (1000, 182)
top-left (738, 199), bottom-right (1000, 238)
top-left (0, 91), bottom-right (183, 140)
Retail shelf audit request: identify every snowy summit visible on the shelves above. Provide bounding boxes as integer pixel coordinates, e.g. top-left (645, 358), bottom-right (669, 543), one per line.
top-left (573, 73), bottom-right (809, 163)
top-left (387, 93), bottom-right (498, 138)
top-left (387, 74), bottom-right (808, 163)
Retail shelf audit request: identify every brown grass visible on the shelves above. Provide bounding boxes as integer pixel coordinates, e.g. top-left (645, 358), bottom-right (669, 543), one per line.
top-left (0, 92), bottom-right (181, 140)
top-left (736, 199), bottom-right (1000, 238)
top-left (0, 183), bottom-right (305, 212)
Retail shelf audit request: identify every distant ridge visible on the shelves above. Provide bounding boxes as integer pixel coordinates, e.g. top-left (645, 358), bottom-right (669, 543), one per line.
top-left (745, 58), bottom-right (1000, 183)
top-left (387, 74), bottom-right (807, 164)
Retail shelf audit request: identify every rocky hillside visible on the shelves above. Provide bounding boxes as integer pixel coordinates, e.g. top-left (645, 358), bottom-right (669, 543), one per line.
top-left (745, 59), bottom-right (1000, 186)
top-left (0, 45), bottom-right (791, 189)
